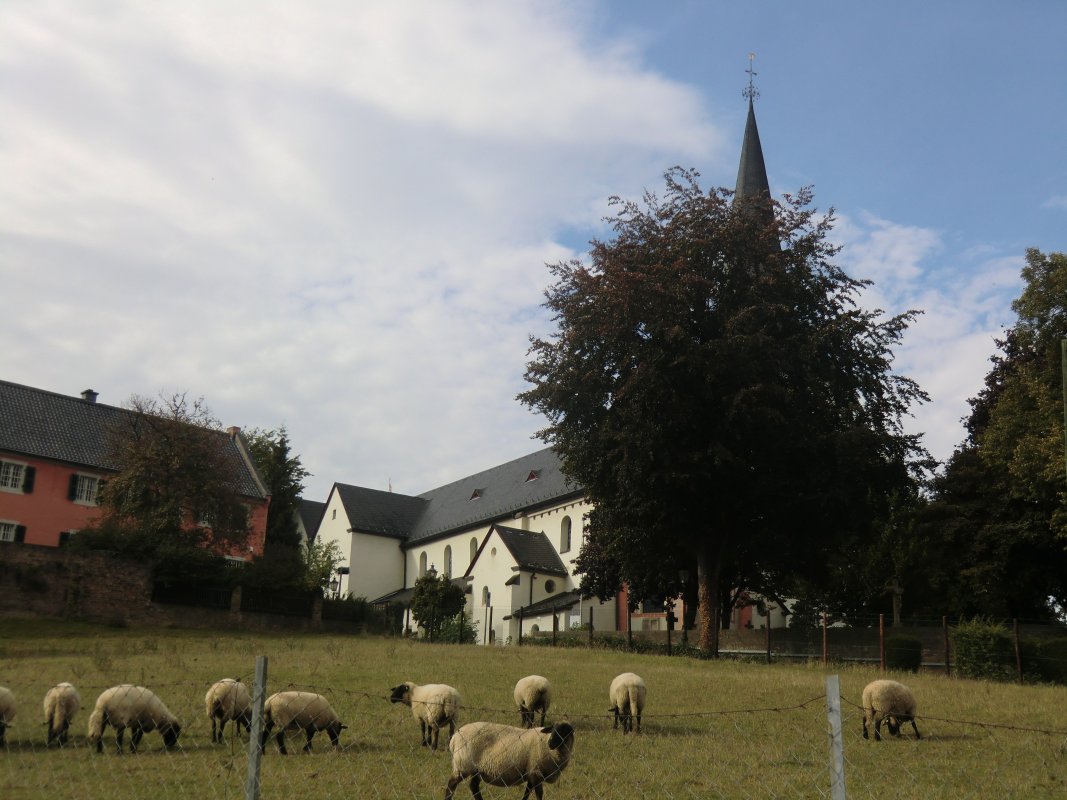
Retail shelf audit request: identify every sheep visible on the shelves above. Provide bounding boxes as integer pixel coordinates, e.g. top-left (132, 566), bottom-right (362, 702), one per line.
top-left (205, 678), bottom-right (251, 744)
top-left (861, 679), bottom-right (921, 741)
top-left (445, 721), bottom-right (575, 800)
top-left (0, 686), bottom-right (15, 747)
top-left (43, 682), bottom-right (81, 746)
top-left (609, 672), bottom-right (646, 734)
top-left (86, 685), bottom-right (181, 754)
top-left (514, 675), bottom-right (552, 729)
top-left (389, 681), bottom-right (461, 751)
top-left (260, 691), bottom-right (346, 755)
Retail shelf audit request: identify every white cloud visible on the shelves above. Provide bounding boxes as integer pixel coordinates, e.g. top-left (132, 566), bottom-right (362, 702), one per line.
top-left (1044, 194), bottom-right (1067, 210)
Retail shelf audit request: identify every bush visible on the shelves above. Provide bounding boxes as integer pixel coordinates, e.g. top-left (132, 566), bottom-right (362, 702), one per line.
top-left (434, 613), bottom-right (479, 644)
top-left (885, 635), bottom-right (923, 672)
top-left (953, 618), bottom-right (1015, 681)
top-left (1022, 637), bottom-right (1067, 685)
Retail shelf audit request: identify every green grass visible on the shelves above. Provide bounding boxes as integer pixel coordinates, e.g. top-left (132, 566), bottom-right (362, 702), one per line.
top-left (1, 618), bottom-right (1066, 799)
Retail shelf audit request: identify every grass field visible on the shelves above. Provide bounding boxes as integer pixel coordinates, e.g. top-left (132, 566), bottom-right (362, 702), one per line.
top-left (1, 618), bottom-right (1066, 799)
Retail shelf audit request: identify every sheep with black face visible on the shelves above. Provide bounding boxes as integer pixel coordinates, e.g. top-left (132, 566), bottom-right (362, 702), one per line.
top-left (445, 721), bottom-right (575, 800)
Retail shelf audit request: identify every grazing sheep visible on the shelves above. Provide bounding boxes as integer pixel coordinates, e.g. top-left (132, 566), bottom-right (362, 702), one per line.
top-left (0, 686), bottom-right (15, 747)
top-left (260, 691), bottom-right (345, 755)
top-left (389, 681), bottom-right (461, 751)
top-left (43, 683), bottom-right (81, 746)
top-left (87, 685), bottom-right (181, 754)
top-left (861, 679), bottom-right (920, 741)
top-left (514, 675), bottom-right (552, 729)
top-left (445, 721), bottom-right (575, 800)
top-left (609, 673), bottom-right (646, 734)
top-left (205, 678), bottom-right (251, 744)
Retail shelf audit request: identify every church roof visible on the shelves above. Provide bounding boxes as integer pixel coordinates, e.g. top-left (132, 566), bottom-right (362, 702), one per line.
top-left (333, 483), bottom-right (427, 539)
top-left (490, 524), bottom-right (569, 577)
top-left (735, 98), bottom-right (771, 203)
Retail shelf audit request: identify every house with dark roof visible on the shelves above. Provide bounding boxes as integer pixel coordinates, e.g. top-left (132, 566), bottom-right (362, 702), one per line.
top-left (0, 379), bottom-right (270, 558)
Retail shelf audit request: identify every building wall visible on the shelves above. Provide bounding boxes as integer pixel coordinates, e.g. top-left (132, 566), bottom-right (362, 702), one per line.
top-left (348, 531), bottom-right (404, 601)
top-left (0, 453), bottom-right (108, 546)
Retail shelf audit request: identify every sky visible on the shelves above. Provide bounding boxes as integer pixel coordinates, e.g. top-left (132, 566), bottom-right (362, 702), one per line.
top-left (3, 1), bottom-right (1065, 501)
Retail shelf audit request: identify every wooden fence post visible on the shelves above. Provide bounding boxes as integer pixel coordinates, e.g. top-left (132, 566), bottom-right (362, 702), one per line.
top-left (588, 606), bottom-right (594, 646)
top-left (552, 611), bottom-right (558, 646)
top-left (765, 608), bottom-right (771, 664)
top-left (1013, 618), bottom-right (1023, 685)
top-left (943, 615), bottom-right (950, 676)
top-left (518, 607), bottom-right (524, 646)
top-left (825, 675), bottom-right (847, 800)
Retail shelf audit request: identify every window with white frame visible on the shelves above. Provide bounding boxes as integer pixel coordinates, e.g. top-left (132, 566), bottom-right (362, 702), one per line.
top-left (72, 475), bottom-right (100, 506)
top-left (0, 460), bottom-right (26, 492)
top-left (470, 537), bottom-right (478, 565)
top-left (560, 516), bottom-right (572, 553)
top-left (419, 551), bottom-right (427, 577)
top-left (0, 521), bottom-right (19, 543)
top-left (444, 545), bottom-right (452, 577)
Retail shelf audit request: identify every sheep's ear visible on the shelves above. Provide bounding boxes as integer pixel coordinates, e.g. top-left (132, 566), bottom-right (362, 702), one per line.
top-left (340, 724), bottom-right (349, 730)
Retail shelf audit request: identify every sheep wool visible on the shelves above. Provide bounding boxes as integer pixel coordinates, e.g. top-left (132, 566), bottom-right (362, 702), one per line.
top-left (861, 679), bottom-right (921, 741)
top-left (514, 676), bottom-right (552, 729)
top-left (43, 682), bottom-right (81, 746)
top-left (0, 686), bottom-right (15, 747)
top-left (389, 681), bottom-right (461, 751)
top-left (609, 673), bottom-right (646, 734)
top-left (205, 678), bottom-right (252, 744)
top-left (445, 721), bottom-right (575, 800)
top-left (261, 691), bottom-right (345, 755)
top-left (87, 685), bottom-right (181, 754)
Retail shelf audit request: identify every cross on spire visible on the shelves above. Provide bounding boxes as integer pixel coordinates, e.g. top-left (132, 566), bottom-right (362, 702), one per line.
top-left (742, 52), bottom-right (760, 101)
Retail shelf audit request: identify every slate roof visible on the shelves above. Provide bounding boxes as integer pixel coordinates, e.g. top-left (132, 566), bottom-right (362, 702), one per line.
top-left (0, 379), bottom-right (268, 499)
top-left (297, 498), bottom-right (326, 542)
top-left (503, 590), bottom-right (581, 620)
top-left (407, 447), bottom-right (582, 543)
top-left (334, 483), bottom-right (428, 539)
top-left (490, 524), bottom-right (569, 577)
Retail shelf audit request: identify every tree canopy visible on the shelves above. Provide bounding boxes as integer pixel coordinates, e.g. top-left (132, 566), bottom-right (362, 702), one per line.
top-left (409, 572), bottom-right (466, 642)
top-left (244, 426), bottom-right (310, 549)
top-left (519, 169), bottom-right (930, 653)
top-left (87, 393), bottom-right (251, 556)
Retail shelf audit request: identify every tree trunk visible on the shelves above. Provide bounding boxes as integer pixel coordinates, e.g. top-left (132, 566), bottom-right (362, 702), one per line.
top-left (697, 547), bottom-right (723, 657)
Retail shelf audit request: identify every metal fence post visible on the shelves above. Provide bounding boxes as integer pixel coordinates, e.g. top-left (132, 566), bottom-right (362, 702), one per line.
top-left (518, 607), bottom-right (524, 646)
top-left (826, 674), bottom-right (847, 800)
top-left (552, 611), bottom-right (558, 646)
top-left (245, 655), bottom-right (268, 800)
top-left (588, 606), bottom-right (594, 646)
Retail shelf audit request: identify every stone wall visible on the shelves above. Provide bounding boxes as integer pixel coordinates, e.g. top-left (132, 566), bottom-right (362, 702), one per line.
top-left (0, 544), bottom-right (351, 633)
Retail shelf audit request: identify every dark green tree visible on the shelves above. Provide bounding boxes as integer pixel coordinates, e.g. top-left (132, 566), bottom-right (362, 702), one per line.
top-left (409, 572), bottom-right (466, 642)
top-left (244, 426), bottom-right (310, 547)
top-left (86, 393), bottom-right (251, 556)
top-left (520, 169), bottom-right (930, 654)
top-left (918, 249), bottom-right (1067, 618)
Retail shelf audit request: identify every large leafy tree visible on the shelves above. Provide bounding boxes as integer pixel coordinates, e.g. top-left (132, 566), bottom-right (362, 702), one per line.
top-left (409, 572), bottom-right (466, 642)
top-left (919, 249), bottom-right (1067, 618)
top-left (88, 393), bottom-right (251, 554)
top-left (520, 169), bottom-right (929, 654)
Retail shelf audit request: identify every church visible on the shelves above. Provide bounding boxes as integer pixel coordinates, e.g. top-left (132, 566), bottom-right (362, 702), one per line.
top-left (314, 86), bottom-right (778, 644)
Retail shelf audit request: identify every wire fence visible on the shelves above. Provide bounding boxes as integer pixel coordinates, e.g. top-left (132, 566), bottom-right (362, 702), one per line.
top-left (3, 660), bottom-right (1067, 799)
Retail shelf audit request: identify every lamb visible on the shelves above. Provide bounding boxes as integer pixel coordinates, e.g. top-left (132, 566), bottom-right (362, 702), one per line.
top-left (43, 682), bottom-right (81, 746)
top-left (86, 684), bottom-right (181, 753)
top-left (514, 675), bottom-right (552, 729)
top-left (389, 681), bottom-right (461, 751)
top-left (609, 672), bottom-right (646, 734)
top-left (260, 691), bottom-right (346, 755)
top-left (0, 686), bottom-right (15, 747)
top-left (861, 679), bottom-right (921, 741)
top-left (445, 721), bottom-right (575, 800)
top-left (205, 678), bottom-right (251, 744)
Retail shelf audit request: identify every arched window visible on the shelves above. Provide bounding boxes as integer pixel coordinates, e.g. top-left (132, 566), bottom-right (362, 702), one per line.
top-left (444, 546), bottom-right (453, 577)
top-left (419, 552), bottom-right (427, 577)
top-left (470, 537), bottom-right (478, 565)
top-left (560, 516), bottom-right (572, 553)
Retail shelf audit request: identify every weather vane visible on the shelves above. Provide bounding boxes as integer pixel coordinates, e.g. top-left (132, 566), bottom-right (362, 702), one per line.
top-left (743, 52), bottom-right (759, 101)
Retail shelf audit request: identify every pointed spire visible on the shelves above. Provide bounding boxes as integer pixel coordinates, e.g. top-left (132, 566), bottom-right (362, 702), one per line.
top-left (733, 54), bottom-right (777, 240)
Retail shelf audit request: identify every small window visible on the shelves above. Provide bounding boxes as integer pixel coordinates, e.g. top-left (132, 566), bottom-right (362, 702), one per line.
top-left (560, 516), bottom-right (572, 553)
top-left (525, 469), bottom-right (540, 482)
top-left (70, 474), bottom-right (100, 506)
top-left (0, 461), bottom-right (27, 493)
top-left (469, 488), bottom-right (483, 501)
top-left (0, 521), bottom-right (25, 543)
top-left (470, 537), bottom-right (478, 564)
top-left (419, 552), bottom-right (428, 577)
top-left (332, 509), bottom-right (337, 520)
top-left (444, 545), bottom-right (452, 577)
top-left (544, 579), bottom-right (556, 594)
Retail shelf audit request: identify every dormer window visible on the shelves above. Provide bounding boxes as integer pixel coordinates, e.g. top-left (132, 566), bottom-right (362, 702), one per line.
top-left (469, 489), bottom-right (483, 501)
top-left (525, 470), bottom-right (540, 482)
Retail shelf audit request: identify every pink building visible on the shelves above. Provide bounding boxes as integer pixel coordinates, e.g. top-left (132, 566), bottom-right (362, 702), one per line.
top-left (0, 380), bottom-right (269, 559)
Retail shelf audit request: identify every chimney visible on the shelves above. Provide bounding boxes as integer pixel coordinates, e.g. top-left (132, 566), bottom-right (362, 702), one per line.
top-left (81, 389), bottom-right (98, 404)
top-left (226, 426), bottom-right (240, 440)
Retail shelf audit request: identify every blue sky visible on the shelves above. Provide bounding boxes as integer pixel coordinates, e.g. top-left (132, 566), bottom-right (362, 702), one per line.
top-left (2, 1), bottom-right (1065, 500)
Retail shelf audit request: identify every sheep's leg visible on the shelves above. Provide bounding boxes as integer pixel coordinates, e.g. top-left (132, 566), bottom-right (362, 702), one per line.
top-left (303, 727), bottom-right (315, 753)
top-left (60, 720), bottom-right (70, 745)
top-left (47, 721), bottom-right (56, 746)
top-left (520, 781), bottom-right (545, 800)
top-left (420, 719), bottom-right (429, 747)
top-left (115, 725), bottom-right (126, 754)
top-left (432, 724), bottom-right (440, 751)
top-left (636, 709), bottom-right (642, 733)
top-left (873, 717), bottom-right (883, 742)
top-left (910, 719), bottom-right (921, 739)
top-left (211, 717), bottom-right (219, 744)
top-left (276, 729), bottom-right (288, 755)
top-left (469, 774), bottom-right (485, 800)
top-left (448, 718), bottom-right (455, 742)
top-left (131, 726), bottom-right (144, 753)
top-left (539, 709), bottom-right (546, 727)
top-left (444, 774), bottom-right (465, 800)
top-left (259, 720), bottom-right (273, 754)
top-left (612, 707), bottom-right (619, 729)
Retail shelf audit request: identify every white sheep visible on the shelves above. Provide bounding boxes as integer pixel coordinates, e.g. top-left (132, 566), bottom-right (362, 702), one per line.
top-left (205, 678), bottom-right (251, 744)
top-left (514, 675), bottom-right (552, 729)
top-left (43, 682), bottom-right (81, 746)
top-left (0, 686), bottom-right (15, 747)
top-left (389, 681), bottom-right (461, 751)
top-left (861, 679), bottom-right (921, 741)
top-left (445, 721), bottom-right (575, 800)
top-left (260, 691), bottom-right (346, 755)
top-left (609, 672), bottom-right (646, 734)
top-left (87, 684), bottom-right (181, 753)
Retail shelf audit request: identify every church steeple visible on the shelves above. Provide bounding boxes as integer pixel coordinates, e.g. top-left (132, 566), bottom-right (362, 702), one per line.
top-left (733, 54), bottom-right (775, 232)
